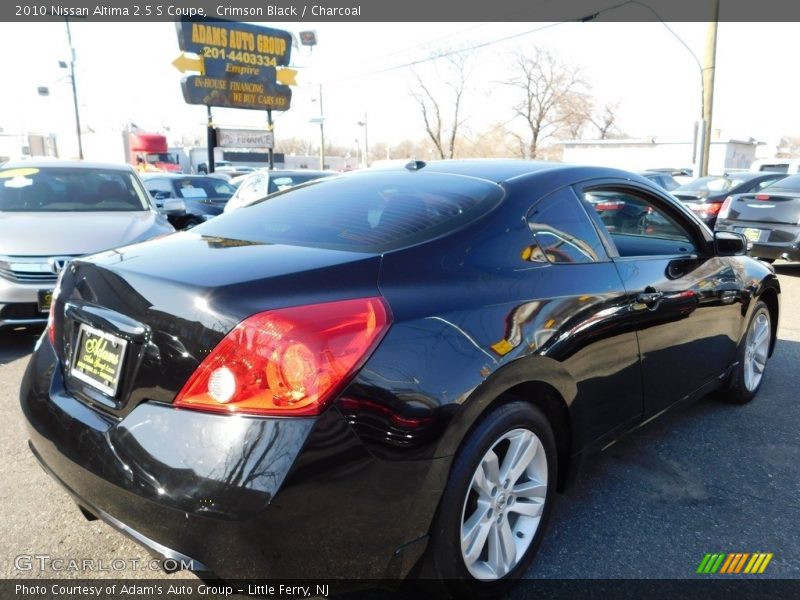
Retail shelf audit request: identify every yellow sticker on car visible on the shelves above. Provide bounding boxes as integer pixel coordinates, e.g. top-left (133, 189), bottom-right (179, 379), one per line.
top-left (0, 168), bottom-right (39, 178)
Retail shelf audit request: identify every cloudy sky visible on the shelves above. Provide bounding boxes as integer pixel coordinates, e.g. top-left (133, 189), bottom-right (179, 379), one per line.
top-left (1, 19), bottom-right (797, 159)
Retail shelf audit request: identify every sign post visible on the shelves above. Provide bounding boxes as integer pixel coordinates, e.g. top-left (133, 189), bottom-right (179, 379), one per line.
top-left (173, 17), bottom-right (296, 172)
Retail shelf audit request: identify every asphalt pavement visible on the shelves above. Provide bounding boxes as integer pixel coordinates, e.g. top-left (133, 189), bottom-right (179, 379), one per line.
top-left (0, 264), bottom-right (798, 588)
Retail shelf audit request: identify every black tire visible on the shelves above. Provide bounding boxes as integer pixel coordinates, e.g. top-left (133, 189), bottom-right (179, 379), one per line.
top-left (418, 400), bottom-right (557, 598)
top-left (183, 216), bottom-right (205, 230)
top-left (716, 300), bottom-right (772, 404)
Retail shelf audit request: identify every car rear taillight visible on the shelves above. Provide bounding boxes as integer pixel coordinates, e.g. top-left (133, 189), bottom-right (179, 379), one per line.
top-left (755, 194), bottom-right (771, 201)
top-left (47, 300), bottom-right (56, 346)
top-left (595, 201), bottom-right (624, 211)
top-left (46, 273), bottom-right (63, 347)
top-left (717, 196), bottom-right (733, 220)
top-left (175, 297), bottom-right (391, 417)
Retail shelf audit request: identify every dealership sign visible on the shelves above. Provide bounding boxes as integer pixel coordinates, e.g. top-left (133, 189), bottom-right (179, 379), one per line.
top-left (173, 16), bottom-right (296, 111)
top-left (216, 128), bottom-right (275, 149)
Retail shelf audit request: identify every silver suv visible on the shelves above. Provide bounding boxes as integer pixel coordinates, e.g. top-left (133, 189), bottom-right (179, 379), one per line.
top-left (0, 160), bottom-right (174, 328)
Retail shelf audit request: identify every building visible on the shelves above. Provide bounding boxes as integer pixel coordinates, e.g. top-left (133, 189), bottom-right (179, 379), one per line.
top-left (561, 137), bottom-right (762, 175)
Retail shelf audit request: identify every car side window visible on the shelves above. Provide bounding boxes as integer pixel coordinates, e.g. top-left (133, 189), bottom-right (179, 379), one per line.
top-left (526, 187), bottom-right (607, 264)
top-left (756, 177), bottom-right (781, 190)
top-left (583, 188), bottom-right (697, 258)
top-left (238, 174), bottom-right (265, 202)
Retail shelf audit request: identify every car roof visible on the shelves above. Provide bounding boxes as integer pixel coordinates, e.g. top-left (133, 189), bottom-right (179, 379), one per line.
top-left (1, 159), bottom-right (135, 171)
top-left (404, 159), bottom-right (564, 183)
top-left (267, 169), bottom-right (334, 177)
top-left (360, 159), bottom-right (644, 187)
top-left (141, 173), bottom-right (228, 179)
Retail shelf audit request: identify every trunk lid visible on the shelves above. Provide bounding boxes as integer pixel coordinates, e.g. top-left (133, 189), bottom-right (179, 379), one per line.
top-left (726, 192), bottom-right (800, 225)
top-left (51, 231), bottom-right (382, 417)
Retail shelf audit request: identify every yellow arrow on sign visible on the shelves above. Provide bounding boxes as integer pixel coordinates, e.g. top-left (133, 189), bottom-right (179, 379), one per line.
top-left (172, 53), bottom-right (205, 75)
top-left (276, 68), bottom-right (298, 86)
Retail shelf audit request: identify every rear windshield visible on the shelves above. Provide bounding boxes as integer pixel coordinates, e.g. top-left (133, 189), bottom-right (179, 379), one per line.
top-left (197, 171), bottom-right (504, 252)
top-left (763, 173), bottom-right (800, 192)
top-left (677, 175), bottom-right (752, 193)
top-left (0, 166), bottom-right (150, 212)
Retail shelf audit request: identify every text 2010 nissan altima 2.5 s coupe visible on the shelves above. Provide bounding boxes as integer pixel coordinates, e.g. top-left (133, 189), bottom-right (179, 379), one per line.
top-left (21, 160), bottom-right (779, 595)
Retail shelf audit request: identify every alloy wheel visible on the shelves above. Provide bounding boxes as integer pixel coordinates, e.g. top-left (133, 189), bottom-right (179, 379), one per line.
top-left (459, 428), bottom-right (548, 580)
top-left (743, 311), bottom-right (770, 392)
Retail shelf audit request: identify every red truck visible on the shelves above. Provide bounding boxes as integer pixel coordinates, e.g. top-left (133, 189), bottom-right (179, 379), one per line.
top-left (127, 133), bottom-right (181, 173)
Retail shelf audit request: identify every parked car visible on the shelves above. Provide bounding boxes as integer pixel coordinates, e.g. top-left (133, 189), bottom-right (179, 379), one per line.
top-left (644, 167), bottom-right (693, 185)
top-left (0, 160), bottom-right (174, 329)
top-left (223, 169), bottom-right (336, 213)
top-left (715, 172), bottom-right (800, 262)
top-left (196, 159), bottom-right (233, 174)
top-left (216, 165), bottom-right (257, 178)
top-left (23, 161), bottom-right (778, 594)
top-left (637, 170), bottom-right (681, 191)
top-left (672, 172), bottom-right (787, 227)
top-left (749, 157), bottom-right (800, 174)
top-left (141, 173), bottom-right (237, 229)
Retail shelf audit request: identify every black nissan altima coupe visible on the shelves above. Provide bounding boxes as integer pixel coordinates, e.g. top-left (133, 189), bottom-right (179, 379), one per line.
top-left (21, 160), bottom-right (779, 594)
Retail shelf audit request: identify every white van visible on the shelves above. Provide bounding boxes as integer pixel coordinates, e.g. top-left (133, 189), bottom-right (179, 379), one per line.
top-left (749, 158), bottom-right (800, 174)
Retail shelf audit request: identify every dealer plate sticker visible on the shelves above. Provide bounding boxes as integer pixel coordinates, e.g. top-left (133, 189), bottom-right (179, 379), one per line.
top-left (742, 228), bottom-right (763, 243)
top-left (70, 324), bottom-right (127, 397)
top-left (37, 289), bottom-right (53, 313)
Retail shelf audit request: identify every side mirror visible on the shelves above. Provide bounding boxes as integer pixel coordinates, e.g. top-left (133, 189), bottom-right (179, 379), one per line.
top-left (714, 230), bottom-right (747, 256)
top-left (161, 198), bottom-right (186, 216)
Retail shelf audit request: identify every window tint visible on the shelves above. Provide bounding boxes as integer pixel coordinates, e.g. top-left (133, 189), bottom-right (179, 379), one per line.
top-left (755, 176), bottom-right (783, 190)
top-left (527, 188), bottom-right (606, 264)
top-left (764, 173), bottom-right (800, 192)
top-left (584, 188), bottom-right (696, 257)
top-left (0, 167), bottom-right (149, 212)
top-left (199, 171), bottom-right (503, 253)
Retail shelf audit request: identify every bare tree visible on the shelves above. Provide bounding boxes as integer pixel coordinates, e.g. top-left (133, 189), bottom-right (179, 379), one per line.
top-left (410, 50), bottom-right (470, 159)
top-left (275, 136), bottom-right (313, 156)
top-left (591, 101), bottom-right (625, 139)
top-left (777, 135), bottom-right (800, 157)
top-left (503, 47), bottom-right (591, 158)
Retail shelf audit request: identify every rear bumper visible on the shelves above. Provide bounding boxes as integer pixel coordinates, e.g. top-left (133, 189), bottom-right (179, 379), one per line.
top-left (716, 220), bottom-right (800, 260)
top-left (20, 339), bottom-right (441, 581)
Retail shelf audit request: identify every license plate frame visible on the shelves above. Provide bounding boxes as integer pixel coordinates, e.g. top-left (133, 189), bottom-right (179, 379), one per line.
top-left (37, 289), bottom-right (53, 313)
top-left (741, 227), bottom-right (763, 243)
top-left (70, 324), bottom-right (128, 397)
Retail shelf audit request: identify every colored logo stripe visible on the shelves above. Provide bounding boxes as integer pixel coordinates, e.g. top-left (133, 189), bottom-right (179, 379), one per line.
top-left (698, 553), bottom-right (773, 574)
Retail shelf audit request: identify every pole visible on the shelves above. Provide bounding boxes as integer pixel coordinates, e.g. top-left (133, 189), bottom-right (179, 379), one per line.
top-left (693, 119), bottom-right (706, 181)
top-left (206, 105), bottom-right (215, 173)
top-left (65, 18), bottom-right (83, 159)
top-left (701, 0), bottom-right (720, 176)
top-left (318, 84), bottom-right (325, 170)
top-left (267, 109), bottom-right (274, 170)
top-left (363, 111), bottom-right (369, 168)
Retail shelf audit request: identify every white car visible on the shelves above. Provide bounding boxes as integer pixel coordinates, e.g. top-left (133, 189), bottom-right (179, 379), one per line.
top-left (223, 169), bottom-right (336, 213)
top-left (0, 160), bottom-right (174, 328)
